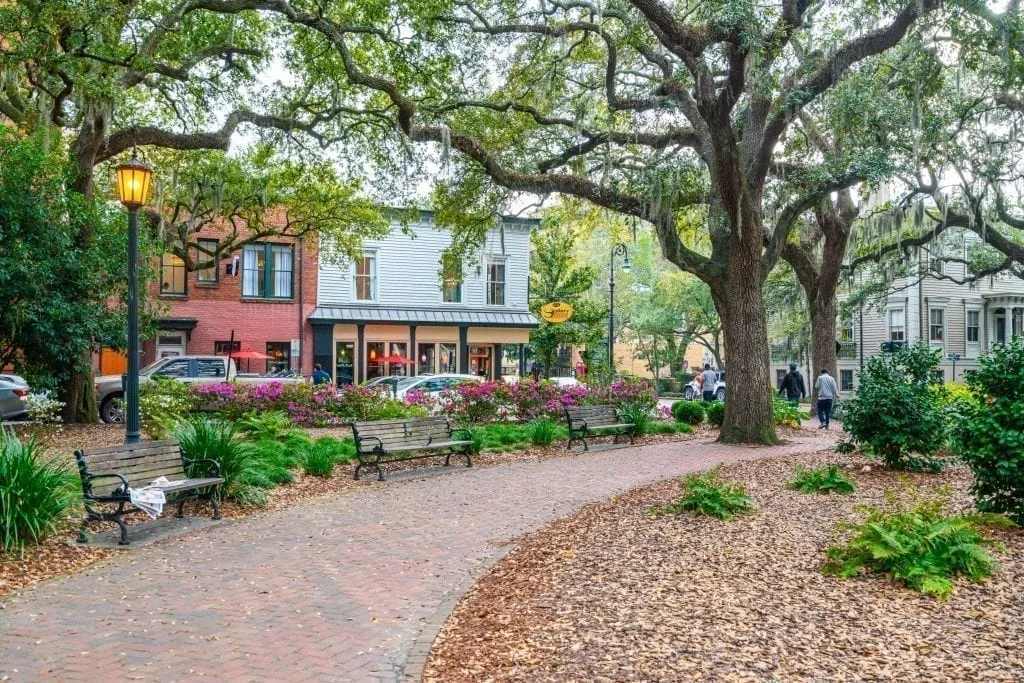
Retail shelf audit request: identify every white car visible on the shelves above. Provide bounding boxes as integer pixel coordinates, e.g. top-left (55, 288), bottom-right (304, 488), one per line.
top-left (683, 371), bottom-right (726, 401)
top-left (393, 373), bottom-right (482, 400)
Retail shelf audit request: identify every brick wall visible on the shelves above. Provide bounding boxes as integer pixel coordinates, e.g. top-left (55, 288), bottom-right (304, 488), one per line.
top-left (142, 214), bottom-right (319, 375)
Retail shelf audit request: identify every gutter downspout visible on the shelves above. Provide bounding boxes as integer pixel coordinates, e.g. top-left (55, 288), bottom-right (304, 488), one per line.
top-left (297, 239), bottom-right (304, 374)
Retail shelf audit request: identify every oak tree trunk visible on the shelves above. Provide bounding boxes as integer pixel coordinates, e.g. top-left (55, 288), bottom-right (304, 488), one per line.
top-left (809, 291), bottom-right (838, 387)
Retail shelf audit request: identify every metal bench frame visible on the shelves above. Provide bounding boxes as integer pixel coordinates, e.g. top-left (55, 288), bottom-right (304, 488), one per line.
top-left (351, 416), bottom-right (473, 481)
top-left (564, 405), bottom-right (637, 451)
top-left (75, 440), bottom-right (224, 546)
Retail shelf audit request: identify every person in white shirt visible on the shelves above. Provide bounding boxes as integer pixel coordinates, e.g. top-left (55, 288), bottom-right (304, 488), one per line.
top-left (699, 364), bottom-right (718, 402)
top-left (814, 369), bottom-right (840, 429)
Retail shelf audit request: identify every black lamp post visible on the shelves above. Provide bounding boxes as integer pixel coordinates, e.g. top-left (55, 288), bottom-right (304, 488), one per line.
top-left (115, 153), bottom-right (153, 445)
top-left (607, 242), bottom-right (631, 372)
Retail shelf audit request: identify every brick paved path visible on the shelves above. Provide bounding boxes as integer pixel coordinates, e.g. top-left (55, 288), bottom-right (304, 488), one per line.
top-left (0, 432), bottom-right (836, 682)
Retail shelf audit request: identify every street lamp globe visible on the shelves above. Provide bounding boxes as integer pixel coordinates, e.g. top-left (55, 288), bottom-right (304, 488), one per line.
top-left (621, 254), bottom-right (631, 272)
top-left (115, 154), bottom-right (153, 209)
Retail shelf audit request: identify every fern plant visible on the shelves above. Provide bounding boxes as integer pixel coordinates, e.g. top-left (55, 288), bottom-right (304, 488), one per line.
top-left (822, 486), bottom-right (1015, 599)
top-left (788, 465), bottom-right (856, 495)
top-left (658, 466), bottom-right (755, 520)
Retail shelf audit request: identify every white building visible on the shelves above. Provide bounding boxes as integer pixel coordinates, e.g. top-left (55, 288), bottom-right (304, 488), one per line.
top-left (310, 211), bottom-right (539, 385)
top-left (771, 230), bottom-right (1024, 394)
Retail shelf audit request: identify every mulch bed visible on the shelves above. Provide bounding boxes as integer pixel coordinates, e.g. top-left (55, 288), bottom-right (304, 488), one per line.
top-left (425, 453), bottom-right (1024, 682)
top-left (0, 422), bottom-right (702, 598)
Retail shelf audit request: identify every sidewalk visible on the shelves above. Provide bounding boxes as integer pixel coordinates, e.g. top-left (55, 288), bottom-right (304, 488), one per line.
top-left (0, 430), bottom-right (837, 681)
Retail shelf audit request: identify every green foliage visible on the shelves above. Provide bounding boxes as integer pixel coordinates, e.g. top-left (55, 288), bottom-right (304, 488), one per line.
top-left (671, 400), bottom-right (705, 425)
top-left (172, 417), bottom-right (256, 502)
top-left (140, 377), bottom-right (198, 439)
top-left (528, 417), bottom-right (558, 447)
top-left (773, 397), bottom-right (810, 427)
top-left (648, 421), bottom-right (693, 435)
top-left (236, 410), bottom-right (297, 442)
top-left (704, 401), bottom-right (725, 427)
top-left (961, 339), bottom-right (1024, 523)
top-left (0, 437), bottom-right (78, 554)
top-left (822, 487), bottom-right (1014, 599)
top-left (933, 383), bottom-right (980, 456)
top-left (788, 465), bottom-right (856, 495)
top-left (301, 440), bottom-right (340, 478)
top-left (658, 467), bottom-right (755, 520)
top-left (839, 343), bottom-right (947, 472)
top-left (620, 403), bottom-right (653, 436)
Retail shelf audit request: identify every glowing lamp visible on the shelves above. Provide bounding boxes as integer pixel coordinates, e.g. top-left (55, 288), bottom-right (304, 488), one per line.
top-left (115, 154), bottom-right (153, 209)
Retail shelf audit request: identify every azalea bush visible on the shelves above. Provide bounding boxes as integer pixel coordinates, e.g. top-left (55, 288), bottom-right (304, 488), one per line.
top-left (24, 391), bottom-right (65, 425)
top-left (141, 376), bottom-right (198, 438)
top-left (439, 380), bottom-right (506, 423)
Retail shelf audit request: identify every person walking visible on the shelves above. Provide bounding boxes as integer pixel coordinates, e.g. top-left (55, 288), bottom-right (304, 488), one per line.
top-left (814, 368), bottom-right (839, 429)
top-left (700, 364), bottom-right (718, 402)
top-left (311, 363), bottom-right (331, 385)
top-left (778, 363), bottom-right (806, 407)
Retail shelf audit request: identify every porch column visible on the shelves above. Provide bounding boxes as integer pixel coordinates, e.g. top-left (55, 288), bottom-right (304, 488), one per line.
top-left (356, 324), bottom-right (366, 383)
top-left (518, 343), bottom-right (527, 376)
top-left (459, 326), bottom-right (469, 374)
top-left (493, 344), bottom-right (503, 381)
top-left (409, 325), bottom-right (417, 376)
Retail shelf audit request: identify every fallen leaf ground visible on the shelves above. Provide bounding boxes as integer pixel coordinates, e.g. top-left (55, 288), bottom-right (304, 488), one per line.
top-left (425, 453), bottom-right (1024, 682)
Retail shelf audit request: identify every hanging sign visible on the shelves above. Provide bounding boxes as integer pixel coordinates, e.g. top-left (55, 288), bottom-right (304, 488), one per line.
top-left (539, 301), bottom-right (574, 324)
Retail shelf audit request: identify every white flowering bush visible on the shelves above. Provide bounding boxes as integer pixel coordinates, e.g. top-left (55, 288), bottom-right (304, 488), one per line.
top-left (24, 391), bottom-right (64, 425)
top-left (140, 377), bottom-right (197, 438)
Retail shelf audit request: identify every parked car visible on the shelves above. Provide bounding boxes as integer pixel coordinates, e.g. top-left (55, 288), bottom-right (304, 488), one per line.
top-left (392, 373), bottom-right (482, 400)
top-left (0, 379), bottom-right (29, 421)
top-left (95, 355), bottom-right (306, 424)
top-left (683, 371), bottom-right (726, 401)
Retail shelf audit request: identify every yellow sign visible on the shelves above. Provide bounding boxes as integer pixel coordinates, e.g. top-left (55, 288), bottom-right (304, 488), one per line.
top-left (540, 301), bottom-right (574, 324)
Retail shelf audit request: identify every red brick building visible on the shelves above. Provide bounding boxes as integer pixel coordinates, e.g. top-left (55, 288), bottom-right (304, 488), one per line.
top-left (97, 214), bottom-right (318, 377)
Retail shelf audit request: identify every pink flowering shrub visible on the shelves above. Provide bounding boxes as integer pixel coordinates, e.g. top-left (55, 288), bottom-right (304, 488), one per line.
top-left (404, 389), bottom-right (437, 412)
top-left (440, 381), bottom-right (507, 423)
top-left (604, 377), bottom-right (658, 411)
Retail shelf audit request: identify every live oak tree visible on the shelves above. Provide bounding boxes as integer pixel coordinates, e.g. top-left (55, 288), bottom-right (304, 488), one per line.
top-left (254, 0), bottom-right (947, 442)
top-left (0, 0), bottom-right (382, 421)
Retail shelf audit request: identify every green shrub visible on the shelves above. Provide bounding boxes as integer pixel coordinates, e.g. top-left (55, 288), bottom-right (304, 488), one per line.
top-left (649, 421), bottom-right (693, 435)
top-left (704, 401), bottom-right (725, 427)
top-left (301, 440), bottom-right (338, 478)
top-left (236, 410), bottom-right (296, 442)
top-left (0, 437), bottom-right (79, 553)
top-left (788, 465), bottom-right (855, 495)
top-left (961, 339), bottom-right (1024, 523)
top-left (620, 403), bottom-right (653, 436)
top-left (172, 417), bottom-right (256, 501)
top-left (658, 466), bottom-right (755, 520)
top-left (773, 397), bottom-right (810, 427)
top-left (528, 417), bottom-right (558, 447)
top-left (838, 343), bottom-right (947, 472)
top-left (671, 401), bottom-right (705, 425)
top-left (934, 383), bottom-right (980, 456)
top-left (822, 486), bottom-right (1014, 599)
top-left (140, 376), bottom-right (197, 438)
top-left (231, 483), bottom-right (268, 508)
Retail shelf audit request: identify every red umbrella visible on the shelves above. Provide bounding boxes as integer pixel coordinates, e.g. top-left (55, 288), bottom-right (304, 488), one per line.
top-left (379, 354), bottom-right (415, 365)
top-left (230, 348), bottom-right (272, 360)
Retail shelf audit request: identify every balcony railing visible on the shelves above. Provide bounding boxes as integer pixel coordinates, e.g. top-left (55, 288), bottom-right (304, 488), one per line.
top-left (770, 345), bottom-right (802, 362)
top-left (838, 341), bottom-right (857, 359)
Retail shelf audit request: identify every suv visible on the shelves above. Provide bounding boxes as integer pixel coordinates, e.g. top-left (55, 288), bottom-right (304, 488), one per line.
top-left (683, 370), bottom-right (726, 401)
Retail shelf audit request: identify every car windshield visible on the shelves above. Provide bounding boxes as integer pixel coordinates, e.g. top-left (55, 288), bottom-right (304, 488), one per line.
top-left (139, 359), bottom-right (170, 376)
top-left (395, 377), bottom-right (421, 390)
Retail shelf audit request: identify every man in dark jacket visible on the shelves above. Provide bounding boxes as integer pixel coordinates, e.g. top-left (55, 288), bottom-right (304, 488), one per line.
top-left (778, 364), bottom-right (806, 406)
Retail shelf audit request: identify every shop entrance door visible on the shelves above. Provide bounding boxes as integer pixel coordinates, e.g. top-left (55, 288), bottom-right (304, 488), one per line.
top-left (335, 342), bottom-right (355, 386)
top-left (469, 345), bottom-right (492, 378)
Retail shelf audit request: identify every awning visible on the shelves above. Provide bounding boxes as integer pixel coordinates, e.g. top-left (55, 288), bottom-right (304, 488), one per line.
top-left (158, 317), bottom-right (198, 331)
top-left (309, 306), bottom-right (539, 328)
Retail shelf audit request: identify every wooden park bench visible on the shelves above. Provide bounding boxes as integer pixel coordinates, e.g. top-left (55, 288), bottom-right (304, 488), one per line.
top-left (350, 416), bottom-right (473, 481)
top-left (74, 440), bottom-right (224, 546)
top-left (564, 405), bottom-right (637, 451)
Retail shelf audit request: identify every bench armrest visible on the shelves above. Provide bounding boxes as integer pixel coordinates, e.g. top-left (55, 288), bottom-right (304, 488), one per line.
top-left (356, 435), bottom-right (384, 452)
top-left (183, 457), bottom-right (222, 478)
top-left (450, 426), bottom-right (473, 441)
top-left (84, 472), bottom-right (130, 497)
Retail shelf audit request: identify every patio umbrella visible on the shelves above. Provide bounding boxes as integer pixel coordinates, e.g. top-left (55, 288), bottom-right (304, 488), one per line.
top-left (229, 347), bottom-right (272, 373)
top-left (380, 354), bottom-right (415, 365)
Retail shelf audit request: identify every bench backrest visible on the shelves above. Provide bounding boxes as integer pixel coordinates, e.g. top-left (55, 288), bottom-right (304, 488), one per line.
top-left (76, 440), bottom-right (186, 497)
top-left (351, 416), bottom-right (455, 451)
top-left (565, 405), bottom-right (621, 430)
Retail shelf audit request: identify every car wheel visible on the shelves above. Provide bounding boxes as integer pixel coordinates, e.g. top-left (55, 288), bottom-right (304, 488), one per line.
top-left (683, 386), bottom-right (694, 401)
top-left (100, 394), bottom-right (125, 424)
top-left (715, 388), bottom-right (726, 401)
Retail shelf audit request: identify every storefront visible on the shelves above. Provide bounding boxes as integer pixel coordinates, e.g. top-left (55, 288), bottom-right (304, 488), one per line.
top-left (309, 307), bottom-right (538, 385)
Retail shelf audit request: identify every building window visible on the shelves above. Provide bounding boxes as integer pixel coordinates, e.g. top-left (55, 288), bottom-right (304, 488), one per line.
top-left (931, 369), bottom-right (945, 384)
top-left (214, 340), bottom-right (241, 356)
top-left (442, 263), bottom-right (462, 303)
top-left (487, 261), bottom-right (506, 306)
top-left (775, 369), bottom-right (787, 386)
top-left (967, 310), bottom-right (980, 343)
top-left (840, 316), bottom-right (854, 343)
top-left (355, 253), bottom-right (377, 302)
top-left (196, 239), bottom-right (219, 283)
top-left (840, 369), bottom-right (854, 392)
top-left (242, 243), bottom-right (293, 299)
top-left (366, 341), bottom-right (385, 379)
top-left (439, 343), bottom-right (457, 373)
top-left (929, 308), bottom-right (944, 343)
top-left (888, 308), bottom-right (905, 342)
top-left (266, 342), bottom-right (291, 374)
top-left (161, 251), bottom-right (186, 295)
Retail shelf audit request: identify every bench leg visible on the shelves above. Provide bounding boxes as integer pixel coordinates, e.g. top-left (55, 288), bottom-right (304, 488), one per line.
top-left (77, 521), bottom-right (89, 544)
top-left (210, 494), bottom-right (222, 520)
top-left (114, 516), bottom-right (131, 546)
top-left (176, 499), bottom-right (186, 519)
top-left (353, 461), bottom-right (364, 481)
top-left (374, 461), bottom-right (385, 482)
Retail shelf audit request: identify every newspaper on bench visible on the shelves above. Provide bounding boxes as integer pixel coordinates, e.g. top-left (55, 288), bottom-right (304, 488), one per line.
top-left (127, 476), bottom-right (178, 519)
